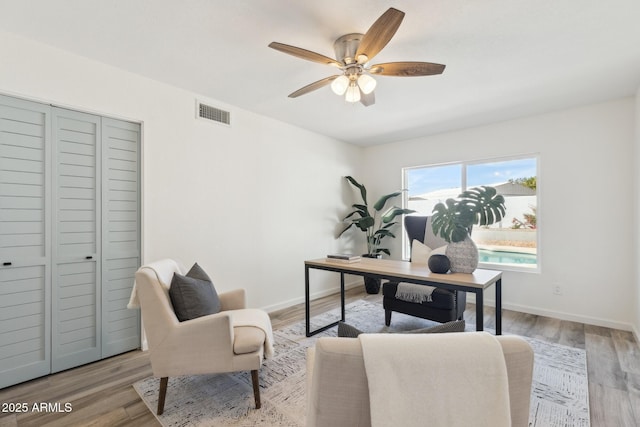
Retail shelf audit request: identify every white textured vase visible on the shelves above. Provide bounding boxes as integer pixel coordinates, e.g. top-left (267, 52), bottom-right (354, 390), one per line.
top-left (445, 235), bottom-right (479, 273)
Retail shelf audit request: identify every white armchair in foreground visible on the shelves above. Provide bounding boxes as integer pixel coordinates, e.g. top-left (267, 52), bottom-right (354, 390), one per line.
top-left (133, 259), bottom-right (273, 415)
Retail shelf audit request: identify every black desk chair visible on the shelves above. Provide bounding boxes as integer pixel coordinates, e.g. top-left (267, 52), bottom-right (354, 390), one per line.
top-left (383, 216), bottom-right (466, 325)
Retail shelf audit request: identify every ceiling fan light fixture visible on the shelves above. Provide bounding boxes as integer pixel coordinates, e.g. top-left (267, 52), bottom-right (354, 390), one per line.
top-left (357, 74), bottom-right (377, 94)
top-left (345, 83), bottom-right (361, 103)
top-left (331, 75), bottom-right (350, 95)
top-left (269, 7), bottom-right (444, 108)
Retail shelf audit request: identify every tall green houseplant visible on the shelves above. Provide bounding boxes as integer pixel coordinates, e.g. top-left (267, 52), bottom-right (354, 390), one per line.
top-left (339, 176), bottom-right (415, 257)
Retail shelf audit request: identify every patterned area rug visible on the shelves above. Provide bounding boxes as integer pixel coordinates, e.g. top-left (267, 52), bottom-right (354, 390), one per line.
top-left (134, 300), bottom-right (590, 426)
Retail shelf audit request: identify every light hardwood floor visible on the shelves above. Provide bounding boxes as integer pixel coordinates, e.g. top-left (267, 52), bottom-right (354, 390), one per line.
top-left (1, 287), bottom-right (639, 426)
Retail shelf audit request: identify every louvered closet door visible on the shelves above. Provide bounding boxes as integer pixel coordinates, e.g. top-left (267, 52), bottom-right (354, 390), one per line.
top-left (51, 108), bottom-right (101, 373)
top-left (0, 95), bottom-right (51, 388)
top-left (101, 118), bottom-right (140, 357)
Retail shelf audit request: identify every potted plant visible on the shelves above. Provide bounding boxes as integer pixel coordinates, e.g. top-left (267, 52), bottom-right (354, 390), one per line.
top-left (431, 186), bottom-right (506, 273)
top-left (339, 176), bottom-right (415, 292)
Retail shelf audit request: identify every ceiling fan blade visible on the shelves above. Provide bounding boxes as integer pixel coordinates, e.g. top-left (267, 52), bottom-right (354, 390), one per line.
top-left (269, 42), bottom-right (342, 67)
top-left (288, 75), bottom-right (340, 98)
top-left (355, 8), bottom-right (405, 64)
top-left (360, 90), bottom-right (375, 107)
top-left (369, 62), bottom-right (446, 76)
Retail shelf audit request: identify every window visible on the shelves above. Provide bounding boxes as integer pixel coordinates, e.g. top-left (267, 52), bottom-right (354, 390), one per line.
top-left (403, 155), bottom-right (538, 271)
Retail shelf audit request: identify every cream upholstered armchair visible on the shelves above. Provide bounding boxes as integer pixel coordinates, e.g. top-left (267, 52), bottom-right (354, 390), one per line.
top-left (133, 259), bottom-right (274, 415)
top-left (307, 333), bottom-right (534, 427)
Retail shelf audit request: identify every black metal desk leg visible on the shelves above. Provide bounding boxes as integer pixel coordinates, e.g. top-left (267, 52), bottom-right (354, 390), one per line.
top-left (496, 278), bottom-right (502, 335)
top-left (305, 266), bottom-right (343, 337)
top-left (305, 265), bottom-right (310, 337)
top-left (340, 272), bottom-right (345, 322)
top-left (476, 290), bottom-right (484, 331)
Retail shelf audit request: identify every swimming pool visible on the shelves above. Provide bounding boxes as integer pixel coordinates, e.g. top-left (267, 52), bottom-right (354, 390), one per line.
top-left (478, 249), bottom-right (537, 265)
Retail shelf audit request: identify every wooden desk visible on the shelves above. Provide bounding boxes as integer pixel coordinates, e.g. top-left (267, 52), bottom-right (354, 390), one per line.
top-left (304, 258), bottom-right (503, 337)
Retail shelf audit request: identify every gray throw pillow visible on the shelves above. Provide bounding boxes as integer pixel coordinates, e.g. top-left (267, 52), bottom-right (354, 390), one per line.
top-left (185, 262), bottom-right (213, 283)
top-left (405, 319), bottom-right (466, 334)
top-left (169, 263), bottom-right (221, 322)
top-left (337, 319), bottom-right (465, 338)
top-left (338, 321), bottom-right (363, 338)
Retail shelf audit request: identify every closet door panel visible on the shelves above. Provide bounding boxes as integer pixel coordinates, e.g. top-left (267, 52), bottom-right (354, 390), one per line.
top-left (51, 108), bottom-right (101, 373)
top-left (1, 95), bottom-right (142, 386)
top-left (101, 118), bottom-right (140, 357)
top-left (0, 95), bottom-right (51, 389)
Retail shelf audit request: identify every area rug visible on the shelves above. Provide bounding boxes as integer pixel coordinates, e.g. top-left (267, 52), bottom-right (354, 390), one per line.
top-left (134, 300), bottom-right (590, 426)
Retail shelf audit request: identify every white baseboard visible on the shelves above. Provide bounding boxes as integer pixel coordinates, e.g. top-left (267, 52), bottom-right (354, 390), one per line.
top-left (466, 294), bottom-right (636, 333)
top-left (504, 302), bottom-right (635, 332)
top-left (261, 279), bottom-right (363, 314)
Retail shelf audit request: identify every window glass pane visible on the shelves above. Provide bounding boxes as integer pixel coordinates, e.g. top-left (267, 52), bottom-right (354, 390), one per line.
top-left (467, 159), bottom-right (537, 269)
top-left (406, 164), bottom-right (462, 215)
top-left (403, 156), bottom-right (538, 270)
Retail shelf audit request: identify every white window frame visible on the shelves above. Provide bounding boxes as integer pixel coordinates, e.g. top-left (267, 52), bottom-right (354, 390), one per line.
top-left (402, 154), bottom-right (540, 273)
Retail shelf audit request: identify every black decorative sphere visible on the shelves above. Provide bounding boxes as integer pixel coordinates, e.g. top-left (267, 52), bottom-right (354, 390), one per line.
top-left (428, 254), bottom-right (451, 274)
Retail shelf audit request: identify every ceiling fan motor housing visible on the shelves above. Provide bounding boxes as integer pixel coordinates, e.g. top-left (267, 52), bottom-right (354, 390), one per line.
top-left (334, 33), bottom-right (364, 65)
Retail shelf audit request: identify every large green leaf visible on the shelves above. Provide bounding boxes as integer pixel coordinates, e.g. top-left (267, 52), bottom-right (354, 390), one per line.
top-left (454, 203), bottom-right (476, 228)
top-left (373, 192), bottom-right (401, 211)
top-left (343, 209), bottom-right (367, 221)
top-left (431, 199), bottom-right (470, 243)
top-left (373, 229), bottom-right (396, 239)
top-left (353, 216), bottom-right (374, 232)
top-left (338, 223), bottom-right (354, 237)
top-left (381, 206), bottom-right (415, 223)
top-left (351, 204), bottom-right (370, 218)
top-left (345, 176), bottom-right (367, 205)
top-left (458, 186), bottom-right (506, 226)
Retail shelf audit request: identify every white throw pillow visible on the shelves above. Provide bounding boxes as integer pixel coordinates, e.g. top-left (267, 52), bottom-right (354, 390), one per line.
top-left (431, 245), bottom-right (448, 256)
top-left (410, 240), bottom-right (432, 265)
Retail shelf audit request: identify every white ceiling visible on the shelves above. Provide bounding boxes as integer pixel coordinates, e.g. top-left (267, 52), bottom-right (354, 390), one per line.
top-left (1, 0), bottom-right (640, 146)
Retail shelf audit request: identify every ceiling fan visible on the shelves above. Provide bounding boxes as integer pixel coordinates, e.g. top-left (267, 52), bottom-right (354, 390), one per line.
top-left (268, 7), bottom-right (445, 107)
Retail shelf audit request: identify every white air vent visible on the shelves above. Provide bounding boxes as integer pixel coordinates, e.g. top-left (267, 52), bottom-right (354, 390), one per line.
top-left (196, 101), bottom-right (231, 126)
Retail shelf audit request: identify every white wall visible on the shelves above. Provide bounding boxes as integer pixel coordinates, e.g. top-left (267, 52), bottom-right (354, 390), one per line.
top-left (364, 98), bottom-right (637, 330)
top-left (0, 30), bottom-right (363, 311)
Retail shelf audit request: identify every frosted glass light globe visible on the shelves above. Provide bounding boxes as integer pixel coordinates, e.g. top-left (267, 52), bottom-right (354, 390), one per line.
top-left (331, 75), bottom-right (349, 95)
top-left (357, 74), bottom-right (377, 94)
top-left (345, 84), bottom-right (361, 103)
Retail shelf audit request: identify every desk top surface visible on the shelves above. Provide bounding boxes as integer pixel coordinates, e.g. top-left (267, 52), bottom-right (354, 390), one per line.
top-left (305, 258), bottom-right (502, 289)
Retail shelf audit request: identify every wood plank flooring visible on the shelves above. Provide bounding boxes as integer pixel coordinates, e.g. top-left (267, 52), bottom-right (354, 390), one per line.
top-left (1, 287), bottom-right (638, 426)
